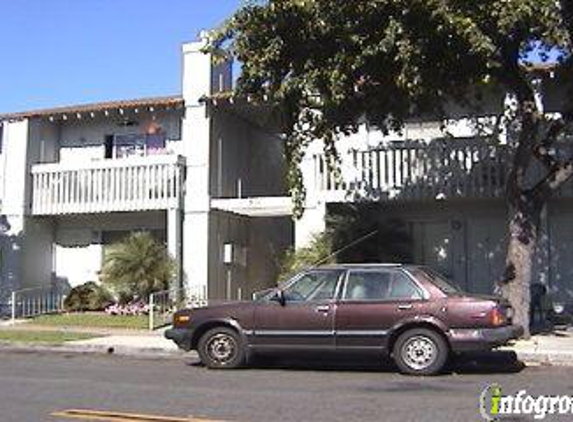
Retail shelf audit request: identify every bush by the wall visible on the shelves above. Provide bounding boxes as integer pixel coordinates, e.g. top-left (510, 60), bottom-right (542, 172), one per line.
top-left (63, 282), bottom-right (114, 312)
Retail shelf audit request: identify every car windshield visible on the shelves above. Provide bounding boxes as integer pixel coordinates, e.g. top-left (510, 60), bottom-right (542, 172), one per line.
top-left (416, 267), bottom-right (463, 295)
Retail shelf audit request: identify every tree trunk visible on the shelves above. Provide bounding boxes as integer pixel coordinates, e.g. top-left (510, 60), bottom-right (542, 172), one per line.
top-left (499, 201), bottom-right (541, 339)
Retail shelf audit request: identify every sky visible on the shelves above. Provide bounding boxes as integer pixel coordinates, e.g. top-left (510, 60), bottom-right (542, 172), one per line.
top-left (0, 0), bottom-right (242, 114)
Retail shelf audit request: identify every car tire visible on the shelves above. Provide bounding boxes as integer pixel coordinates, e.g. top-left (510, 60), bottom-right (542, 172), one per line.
top-left (393, 328), bottom-right (449, 376)
top-left (197, 327), bottom-right (246, 369)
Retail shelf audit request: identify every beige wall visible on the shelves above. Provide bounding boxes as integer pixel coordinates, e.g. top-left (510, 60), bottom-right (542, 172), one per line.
top-left (211, 109), bottom-right (286, 199)
top-left (53, 211), bottom-right (166, 288)
top-left (58, 110), bottom-right (183, 163)
top-left (207, 210), bottom-right (292, 300)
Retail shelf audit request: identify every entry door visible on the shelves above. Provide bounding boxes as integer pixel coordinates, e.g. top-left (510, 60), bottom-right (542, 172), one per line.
top-left (467, 216), bottom-right (506, 294)
top-left (252, 269), bottom-right (343, 349)
top-left (413, 221), bottom-right (454, 279)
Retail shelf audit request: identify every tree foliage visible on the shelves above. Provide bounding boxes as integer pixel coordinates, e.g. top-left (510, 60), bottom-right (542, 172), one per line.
top-left (100, 232), bottom-right (175, 301)
top-left (215, 0), bottom-right (573, 336)
top-left (214, 0), bottom-right (572, 214)
top-left (278, 232), bottom-right (333, 281)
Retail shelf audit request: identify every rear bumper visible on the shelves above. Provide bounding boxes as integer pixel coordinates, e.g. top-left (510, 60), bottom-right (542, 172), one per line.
top-left (164, 328), bottom-right (193, 351)
top-left (448, 325), bottom-right (524, 352)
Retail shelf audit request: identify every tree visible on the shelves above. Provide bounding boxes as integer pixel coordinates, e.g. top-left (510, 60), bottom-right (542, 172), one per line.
top-left (214, 0), bottom-right (573, 337)
top-left (100, 232), bottom-right (175, 301)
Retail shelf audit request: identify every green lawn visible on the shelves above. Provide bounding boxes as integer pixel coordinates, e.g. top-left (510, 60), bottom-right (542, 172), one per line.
top-left (30, 313), bottom-right (148, 330)
top-left (0, 330), bottom-right (99, 344)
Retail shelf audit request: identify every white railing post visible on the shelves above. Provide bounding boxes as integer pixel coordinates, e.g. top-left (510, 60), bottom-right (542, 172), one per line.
top-left (10, 291), bottom-right (16, 324)
top-left (149, 293), bottom-right (155, 331)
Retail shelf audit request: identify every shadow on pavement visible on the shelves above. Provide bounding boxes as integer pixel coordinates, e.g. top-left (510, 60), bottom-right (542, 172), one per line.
top-left (187, 350), bottom-right (525, 375)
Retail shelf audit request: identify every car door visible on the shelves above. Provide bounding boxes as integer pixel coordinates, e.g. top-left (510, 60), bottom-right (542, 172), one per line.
top-left (252, 269), bottom-right (344, 350)
top-left (335, 268), bottom-right (427, 351)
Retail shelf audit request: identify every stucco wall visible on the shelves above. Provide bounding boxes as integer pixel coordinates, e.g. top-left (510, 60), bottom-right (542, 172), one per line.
top-left (207, 210), bottom-right (292, 300)
top-left (53, 211), bottom-right (165, 288)
top-left (21, 217), bottom-right (54, 289)
top-left (58, 110), bottom-right (183, 163)
top-left (211, 110), bottom-right (286, 199)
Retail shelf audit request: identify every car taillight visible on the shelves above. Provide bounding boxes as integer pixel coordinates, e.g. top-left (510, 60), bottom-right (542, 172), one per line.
top-left (490, 307), bottom-right (506, 326)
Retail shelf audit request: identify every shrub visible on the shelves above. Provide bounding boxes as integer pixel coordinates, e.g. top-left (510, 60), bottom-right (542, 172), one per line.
top-left (278, 232), bottom-right (334, 282)
top-left (63, 282), bottom-right (114, 312)
top-left (100, 231), bottom-right (175, 301)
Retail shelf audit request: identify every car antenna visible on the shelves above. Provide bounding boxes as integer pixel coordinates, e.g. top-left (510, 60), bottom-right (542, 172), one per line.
top-left (309, 229), bottom-right (378, 269)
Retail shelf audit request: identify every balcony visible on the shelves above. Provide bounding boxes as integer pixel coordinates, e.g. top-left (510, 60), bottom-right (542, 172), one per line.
top-left (310, 140), bottom-right (573, 203)
top-left (31, 155), bottom-right (185, 215)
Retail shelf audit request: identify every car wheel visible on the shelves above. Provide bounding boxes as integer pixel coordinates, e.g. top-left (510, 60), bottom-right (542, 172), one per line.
top-left (197, 327), bottom-right (246, 369)
top-left (393, 328), bottom-right (449, 376)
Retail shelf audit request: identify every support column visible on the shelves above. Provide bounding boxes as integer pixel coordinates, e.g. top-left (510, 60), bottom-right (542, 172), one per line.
top-left (180, 33), bottom-right (231, 300)
top-left (1, 120), bottom-right (30, 306)
top-left (167, 208), bottom-right (182, 291)
top-left (295, 202), bottom-right (327, 249)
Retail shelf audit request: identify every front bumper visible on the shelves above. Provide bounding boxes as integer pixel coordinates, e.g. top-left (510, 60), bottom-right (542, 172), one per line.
top-left (164, 328), bottom-right (193, 351)
top-left (448, 325), bottom-right (524, 352)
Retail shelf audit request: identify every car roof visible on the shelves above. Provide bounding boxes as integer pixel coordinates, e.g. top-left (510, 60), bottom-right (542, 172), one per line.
top-left (313, 263), bottom-right (417, 270)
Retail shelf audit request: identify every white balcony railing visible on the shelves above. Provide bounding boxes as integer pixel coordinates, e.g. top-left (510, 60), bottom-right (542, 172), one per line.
top-left (31, 155), bottom-right (185, 215)
top-left (311, 140), bottom-right (573, 202)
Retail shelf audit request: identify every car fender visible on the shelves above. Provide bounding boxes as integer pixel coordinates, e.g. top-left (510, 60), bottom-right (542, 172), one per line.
top-left (387, 315), bottom-right (449, 346)
top-left (191, 317), bottom-right (251, 349)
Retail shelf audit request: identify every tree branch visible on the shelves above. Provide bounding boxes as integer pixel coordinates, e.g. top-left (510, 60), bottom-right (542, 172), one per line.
top-left (533, 118), bottom-right (566, 169)
top-left (532, 160), bottom-right (573, 203)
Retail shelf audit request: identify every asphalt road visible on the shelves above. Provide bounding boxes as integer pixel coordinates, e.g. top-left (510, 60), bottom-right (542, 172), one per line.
top-left (0, 350), bottom-right (572, 422)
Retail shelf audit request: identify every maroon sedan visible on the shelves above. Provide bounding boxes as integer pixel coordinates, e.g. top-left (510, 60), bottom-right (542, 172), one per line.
top-left (165, 264), bottom-right (523, 375)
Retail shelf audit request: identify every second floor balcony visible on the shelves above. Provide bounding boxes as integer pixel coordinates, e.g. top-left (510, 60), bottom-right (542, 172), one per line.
top-left (31, 154), bottom-right (185, 215)
top-left (309, 140), bottom-right (573, 203)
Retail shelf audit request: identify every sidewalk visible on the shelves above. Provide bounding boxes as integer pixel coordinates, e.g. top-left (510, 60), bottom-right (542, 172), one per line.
top-left (2, 320), bottom-right (573, 365)
top-left (503, 328), bottom-right (573, 366)
top-left (0, 320), bottom-right (190, 359)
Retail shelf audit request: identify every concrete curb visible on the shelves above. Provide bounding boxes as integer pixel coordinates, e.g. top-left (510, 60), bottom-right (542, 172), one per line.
top-left (0, 341), bottom-right (193, 360)
top-left (512, 351), bottom-right (573, 366)
top-left (1, 340), bottom-right (572, 367)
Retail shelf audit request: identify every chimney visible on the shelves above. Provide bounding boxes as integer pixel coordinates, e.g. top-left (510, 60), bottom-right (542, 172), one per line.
top-left (181, 31), bottom-right (233, 106)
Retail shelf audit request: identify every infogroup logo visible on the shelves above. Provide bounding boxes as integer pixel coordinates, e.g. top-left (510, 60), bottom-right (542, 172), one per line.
top-left (480, 383), bottom-right (573, 420)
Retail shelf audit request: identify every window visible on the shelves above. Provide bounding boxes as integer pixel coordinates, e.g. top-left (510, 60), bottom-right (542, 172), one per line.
top-left (388, 272), bottom-right (424, 300)
top-left (104, 135), bottom-right (114, 159)
top-left (343, 269), bottom-right (423, 301)
top-left (113, 133), bottom-right (166, 158)
top-left (282, 270), bottom-right (342, 302)
top-left (414, 267), bottom-right (461, 295)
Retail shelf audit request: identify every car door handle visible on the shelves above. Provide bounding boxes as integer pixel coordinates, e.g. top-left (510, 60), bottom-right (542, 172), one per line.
top-left (315, 305), bottom-right (330, 313)
top-left (397, 304), bottom-right (413, 311)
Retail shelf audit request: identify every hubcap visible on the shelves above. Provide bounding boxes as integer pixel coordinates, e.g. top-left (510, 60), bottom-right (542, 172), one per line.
top-left (402, 335), bottom-right (437, 370)
top-left (206, 333), bottom-right (237, 364)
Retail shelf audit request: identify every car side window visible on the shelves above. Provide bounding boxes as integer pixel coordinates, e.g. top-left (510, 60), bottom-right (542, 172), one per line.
top-left (388, 271), bottom-right (424, 300)
top-left (282, 270), bottom-right (342, 302)
top-left (343, 269), bottom-right (423, 301)
top-left (344, 270), bottom-right (391, 301)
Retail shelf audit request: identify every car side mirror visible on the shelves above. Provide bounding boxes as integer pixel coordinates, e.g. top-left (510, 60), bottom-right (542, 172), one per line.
top-left (271, 289), bottom-right (286, 306)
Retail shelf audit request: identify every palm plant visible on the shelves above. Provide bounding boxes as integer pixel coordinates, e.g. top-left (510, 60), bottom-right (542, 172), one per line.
top-left (100, 232), bottom-right (175, 302)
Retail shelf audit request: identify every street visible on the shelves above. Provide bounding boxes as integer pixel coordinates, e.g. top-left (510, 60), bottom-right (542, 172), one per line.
top-left (0, 351), bottom-right (571, 422)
